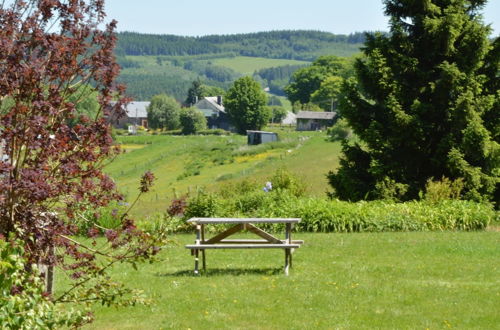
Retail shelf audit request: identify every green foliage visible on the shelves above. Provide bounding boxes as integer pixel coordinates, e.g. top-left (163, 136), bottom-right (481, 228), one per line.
top-left (182, 189), bottom-right (493, 233)
top-left (75, 204), bottom-right (126, 235)
top-left (310, 75), bottom-right (344, 111)
top-left (147, 94), bottom-right (181, 130)
top-left (179, 107), bottom-right (207, 135)
top-left (330, 1), bottom-right (500, 204)
top-left (185, 79), bottom-right (227, 106)
top-left (178, 168), bottom-right (494, 232)
top-left (116, 30), bottom-right (365, 61)
top-left (285, 55), bottom-right (350, 105)
top-left (255, 64), bottom-right (308, 95)
top-left (268, 106), bottom-right (288, 123)
top-left (67, 85), bottom-right (100, 126)
top-left (423, 177), bottom-right (464, 204)
top-left (0, 239), bottom-right (88, 329)
top-left (291, 101), bottom-right (323, 113)
top-left (327, 118), bottom-right (353, 141)
top-left (184, 191), bottom-right (221, 219)
top-left (269, 168), bottom-right (307, 197)
top-left (225, 76), bottom-right (269, 134)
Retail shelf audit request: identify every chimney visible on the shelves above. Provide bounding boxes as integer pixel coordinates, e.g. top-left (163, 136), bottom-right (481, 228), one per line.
top-left (217, 95), bottom-right (222, 106)
top-left (194, 95), bottom-right (198, 104)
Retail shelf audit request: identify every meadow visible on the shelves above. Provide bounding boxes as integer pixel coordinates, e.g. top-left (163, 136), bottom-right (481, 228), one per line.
top-left (81, 231), bottom-right (500, 329)
top-left (107, 129), bottom-right (341, 217)
top-left (211, 56), bottom-right (309, 75)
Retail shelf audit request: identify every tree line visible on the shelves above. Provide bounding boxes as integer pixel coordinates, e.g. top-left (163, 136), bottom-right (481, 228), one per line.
top-left (115, 30), bottom-right (367, 60)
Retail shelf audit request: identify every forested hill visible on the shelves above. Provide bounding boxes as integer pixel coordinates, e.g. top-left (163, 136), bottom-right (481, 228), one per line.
top-left (115, 30), bottom-right (367, 60)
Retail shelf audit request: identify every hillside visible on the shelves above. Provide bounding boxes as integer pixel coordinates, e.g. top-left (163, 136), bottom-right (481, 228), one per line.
top-left (115, 30), bottom-right (365, 101)
top-left (106, 129), bottom-right (342, 217)
top-left (116, 30), bottom-right (365, 60)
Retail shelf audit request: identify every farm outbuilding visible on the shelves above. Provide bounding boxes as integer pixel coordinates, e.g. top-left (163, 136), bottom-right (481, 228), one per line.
top-left (247, 131), bottom-right (278, 145)
top-left (109, 101), bottom-right (149, 129)
top-left (296, 111), bottom-right (336, 131)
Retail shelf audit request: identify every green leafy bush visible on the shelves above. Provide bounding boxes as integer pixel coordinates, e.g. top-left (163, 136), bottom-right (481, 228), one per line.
top-left (327, 118), bottom-right (353, 141)
top-left (184, 191), bottom-right (221, 219)
top-left (423, 177), bottom-right (464, 203)
top-left (180, 190), bottom-right (494, 233)
top-left (269, 167), bottom-right (307, 197)
top-left (0, 239), bottom-right (89, 329)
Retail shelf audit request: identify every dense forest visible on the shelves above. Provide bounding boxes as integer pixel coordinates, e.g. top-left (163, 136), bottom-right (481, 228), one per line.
top-left (116, 30), bottom-right (366, 60)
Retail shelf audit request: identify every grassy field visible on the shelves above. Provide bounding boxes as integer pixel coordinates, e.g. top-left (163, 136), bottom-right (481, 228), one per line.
top-left (211, 56), bottom-right (309, 75)
top-left (106, 130), bottom-right (341, 217)
top-left (80, 231), bottom-right (500, 329)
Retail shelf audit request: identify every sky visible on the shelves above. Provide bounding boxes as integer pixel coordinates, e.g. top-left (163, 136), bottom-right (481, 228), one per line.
top-left (105, 0), bottom-right (500, 36)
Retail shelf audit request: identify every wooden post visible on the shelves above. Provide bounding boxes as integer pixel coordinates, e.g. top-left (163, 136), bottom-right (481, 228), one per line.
top-left (285, 249), bottom-right (290, 276)
top-left (201, 224), bottom-right (206, 271)
top-left (194, 225), bottom-right (201, 275)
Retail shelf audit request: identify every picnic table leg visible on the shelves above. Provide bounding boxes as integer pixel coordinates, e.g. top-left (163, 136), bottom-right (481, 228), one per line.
top-left (285, 223), bottom-right (292, 274)
top-left (285, 248), bottom-right (290, 276)
top-left (194, 225), bottom-right (201, 275)
top-left (194, 249), bottom-right (199, 274)
top-left (201, 224), bottom-right (206, 271)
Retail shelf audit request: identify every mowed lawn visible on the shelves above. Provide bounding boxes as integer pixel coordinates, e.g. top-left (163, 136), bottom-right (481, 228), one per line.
top-left (83, 231), bottom-right (500, 329)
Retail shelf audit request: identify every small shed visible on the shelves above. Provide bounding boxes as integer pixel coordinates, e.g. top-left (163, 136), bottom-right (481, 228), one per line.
top-left (247, 130), bottom-right (278, 145)
top-left (296, 111), bottom-right (336, 131)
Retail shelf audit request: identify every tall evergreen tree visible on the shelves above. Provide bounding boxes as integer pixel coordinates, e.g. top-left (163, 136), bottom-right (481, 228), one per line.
top-left (329, 0), bottom-right (499, 204)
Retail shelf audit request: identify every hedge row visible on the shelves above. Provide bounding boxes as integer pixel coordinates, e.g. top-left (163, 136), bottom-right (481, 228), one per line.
top-left (178, 191), bottom-right (497, 233)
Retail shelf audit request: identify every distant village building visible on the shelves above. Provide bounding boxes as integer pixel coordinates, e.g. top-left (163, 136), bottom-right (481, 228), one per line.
top-left (295, 111), bottom-right (336, 131)
top-left (110, 101), bottom-right (149, 129)
top-left (281, 111), bottom-right (297, 125)
top-left (247, 130), bottom-right (278, 145)
top-left (193, 96), bottom-right (232, 131)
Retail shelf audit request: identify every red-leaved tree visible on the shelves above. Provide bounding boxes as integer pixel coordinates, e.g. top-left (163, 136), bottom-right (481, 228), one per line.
top-left (0, 0), bottom-right (160, 323)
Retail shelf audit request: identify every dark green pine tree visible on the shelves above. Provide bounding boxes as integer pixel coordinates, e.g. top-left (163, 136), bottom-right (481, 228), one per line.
top-left (185, 79), bottom-right (204, 106)
top-left (328, 0), bottom-right (499, 203)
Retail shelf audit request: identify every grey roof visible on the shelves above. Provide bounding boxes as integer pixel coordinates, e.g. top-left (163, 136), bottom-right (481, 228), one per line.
top-left (111, 101), bottom-right (149, 118)
top-left (296, 111), bottom-right (336, 120)
top-left (124, 101), bottom-right (149, 118)
top-left (201, 97), bottom-right (225, 112)
top-left (246, 130), bottom-right (278, 135)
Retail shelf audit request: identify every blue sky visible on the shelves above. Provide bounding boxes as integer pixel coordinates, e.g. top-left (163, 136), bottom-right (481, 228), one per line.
top-left (105, 0), bottom-right (499, 36)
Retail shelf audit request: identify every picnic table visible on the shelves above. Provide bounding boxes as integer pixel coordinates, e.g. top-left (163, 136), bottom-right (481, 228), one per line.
top-left (185, 218), bottom-right (303, 275)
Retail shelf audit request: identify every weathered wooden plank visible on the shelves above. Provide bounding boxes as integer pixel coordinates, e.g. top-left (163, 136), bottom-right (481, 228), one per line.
top-left (216, 239), bottom-right (304, 244)
top-left (204, 224), bottom-right (244, 244)
top-left (187, 218), bottom-right (301, 224)
top-left (245, 223), bottom-right (282, 244)
top-left (185, 244), bottom-right (301, 249)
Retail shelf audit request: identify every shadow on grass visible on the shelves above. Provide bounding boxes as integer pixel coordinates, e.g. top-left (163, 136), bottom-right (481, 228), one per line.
top-left (156, 267), bottom-right (283, 277)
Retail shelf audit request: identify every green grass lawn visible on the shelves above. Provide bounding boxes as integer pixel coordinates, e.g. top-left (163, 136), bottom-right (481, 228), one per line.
top-left (212, 56), bottom-right (310, 75)
top-left (81, 231), bottom-right (500, 329)
top-left (107, 131), bottom-right (340, 217)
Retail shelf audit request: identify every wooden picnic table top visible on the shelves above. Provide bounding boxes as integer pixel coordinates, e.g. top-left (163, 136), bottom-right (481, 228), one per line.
top-left (187, 217), bottom-right (301, 224)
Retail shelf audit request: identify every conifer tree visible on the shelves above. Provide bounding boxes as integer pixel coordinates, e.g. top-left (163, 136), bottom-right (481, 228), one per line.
top-left (328, 0), bottom-right (499, 204)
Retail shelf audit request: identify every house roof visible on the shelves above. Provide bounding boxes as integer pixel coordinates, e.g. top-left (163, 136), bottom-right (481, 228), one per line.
top-left (124, 101), bottom-right (149, 118)
top-left (296, 111), bottom-right (336, 120)
top-left (197, 97), bottom-right (225, 112)
top-left (111, 101), bottom-right (149, 118)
